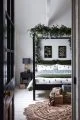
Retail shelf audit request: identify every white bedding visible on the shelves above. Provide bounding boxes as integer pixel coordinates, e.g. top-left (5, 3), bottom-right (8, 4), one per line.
top-left (27, 64), bottom-right (72, 90)
top-left (35, 64), bottom-right (72, 85)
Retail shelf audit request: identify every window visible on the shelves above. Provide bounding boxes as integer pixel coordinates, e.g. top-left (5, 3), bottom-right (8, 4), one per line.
top-left (58, 46), bottom-right (66, 58)
top-left (4, 0), bottom-right (14, 84)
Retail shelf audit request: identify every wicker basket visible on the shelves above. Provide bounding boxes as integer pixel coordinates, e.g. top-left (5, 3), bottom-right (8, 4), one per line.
top-left (54, 95), bottom-right (63, 105)
top-left (63, 92), bottom-right (71, 104)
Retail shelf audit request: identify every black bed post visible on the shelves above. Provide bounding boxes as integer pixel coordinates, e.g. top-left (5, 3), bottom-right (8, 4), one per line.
top-left (33, 33), bottom-right (35, 100)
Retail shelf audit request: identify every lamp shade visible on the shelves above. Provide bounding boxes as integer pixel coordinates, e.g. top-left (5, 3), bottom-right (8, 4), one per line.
top-left (22, 58), bottom-right (31, 64)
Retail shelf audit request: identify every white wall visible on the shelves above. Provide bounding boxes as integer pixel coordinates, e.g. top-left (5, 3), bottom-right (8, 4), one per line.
top-left (40, 39), bottom-right (71, 60)
top-left (15, 32), bottom-right (33, 85)
top-left (15, 0), bottom-right (71, 85)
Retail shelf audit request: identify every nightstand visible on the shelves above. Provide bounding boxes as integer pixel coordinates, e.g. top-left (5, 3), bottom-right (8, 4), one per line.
top-left (20, 70), bottom-right (33, 85)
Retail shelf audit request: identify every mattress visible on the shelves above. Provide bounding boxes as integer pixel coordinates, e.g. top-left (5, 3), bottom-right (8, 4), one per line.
top-left (35, 77), bottom-right (72, 84)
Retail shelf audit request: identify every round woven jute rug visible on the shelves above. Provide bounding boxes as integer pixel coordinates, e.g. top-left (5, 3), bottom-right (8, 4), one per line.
top-left (24, 100), bottom-right (72, 120)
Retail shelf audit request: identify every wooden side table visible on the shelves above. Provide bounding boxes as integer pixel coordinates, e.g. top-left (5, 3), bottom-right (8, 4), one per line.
top-left (20, 71), bottom-right (33, 87)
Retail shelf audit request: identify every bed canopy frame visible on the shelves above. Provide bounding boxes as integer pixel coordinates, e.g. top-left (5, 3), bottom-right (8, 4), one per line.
top-left (32, 24), bottom-right (71, 100)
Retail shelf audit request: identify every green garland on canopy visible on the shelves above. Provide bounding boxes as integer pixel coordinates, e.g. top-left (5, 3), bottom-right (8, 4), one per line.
top-left (30, 24), bottom-right (71, 64)
top-left (30, 24), bottom-right (71, 37)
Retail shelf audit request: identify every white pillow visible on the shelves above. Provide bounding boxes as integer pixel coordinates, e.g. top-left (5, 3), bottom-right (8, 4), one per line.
top-left (37, 65), bottom-right (47, 71)
top-left (37, 64), bottom-right (58, 71)
top-left (58, 65), bottom-right (72, 70)
top-left (37, 65), bottom-right (43, 71)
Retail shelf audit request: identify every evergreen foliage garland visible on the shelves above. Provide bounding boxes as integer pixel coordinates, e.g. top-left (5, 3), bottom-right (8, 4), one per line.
top-left (30, 24), bottom-right (71, 37)
top-left (30, 24), bottom-right (71, 64)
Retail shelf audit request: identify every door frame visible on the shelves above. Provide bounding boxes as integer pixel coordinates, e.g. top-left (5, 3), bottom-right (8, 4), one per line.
top-left (72, 0), bottom-right (76, 119)
top-left (72, 0), bottom-right (80, 119)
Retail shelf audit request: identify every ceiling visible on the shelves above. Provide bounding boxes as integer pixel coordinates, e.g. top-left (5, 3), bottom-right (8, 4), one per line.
top-left (15, 0), bottom-right (71, 34)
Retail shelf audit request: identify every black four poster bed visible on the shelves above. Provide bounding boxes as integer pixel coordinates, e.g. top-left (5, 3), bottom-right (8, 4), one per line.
top-left (32, 25), bottom-right (71, 100)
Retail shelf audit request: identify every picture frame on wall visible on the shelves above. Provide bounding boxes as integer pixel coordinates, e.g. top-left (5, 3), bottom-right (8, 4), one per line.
top-left (44, 46), bottom-right (52, 58)
top-left (58, 46), bottom-right (66, 58)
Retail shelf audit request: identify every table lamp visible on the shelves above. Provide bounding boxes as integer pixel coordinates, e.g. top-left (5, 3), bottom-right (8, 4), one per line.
top-left (22, 58), bottom-right (31, 71)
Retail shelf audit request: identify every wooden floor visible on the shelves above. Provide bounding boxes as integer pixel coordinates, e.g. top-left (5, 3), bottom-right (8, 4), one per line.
top-left (14, 87), bottom-right (50, 120)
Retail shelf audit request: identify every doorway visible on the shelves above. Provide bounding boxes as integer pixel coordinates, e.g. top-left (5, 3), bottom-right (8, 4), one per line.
top-left (14, 0), bottom-right (73, 120)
